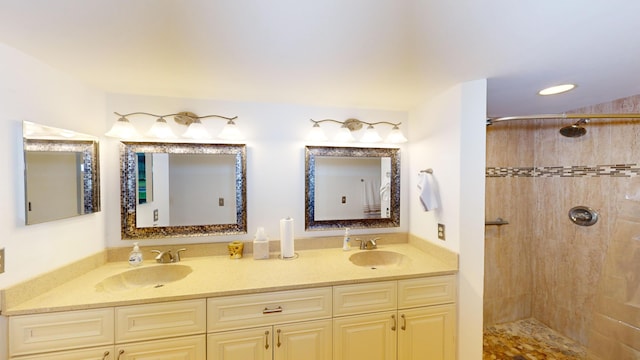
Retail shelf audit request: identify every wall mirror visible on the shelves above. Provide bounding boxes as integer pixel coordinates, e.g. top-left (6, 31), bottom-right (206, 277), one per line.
top-left (23, 121), bottom-right (101, 225)
top-left (120, 142), bottom-right (246, 239)
top-left (305, 146), bottom-right (400, 230)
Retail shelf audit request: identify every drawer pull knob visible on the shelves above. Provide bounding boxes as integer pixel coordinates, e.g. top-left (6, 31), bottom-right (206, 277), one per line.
top-left (263, 306), bottom-right (283, 314)
top-left (117, 349), bottom-right (125, 360)
top-left (277, 328), bottom-right (282, 347)
top-left (391, 314), bottom-right (396, 331)
top-left (401, 314), bottom-right (406, 330)
top-left (265, 330), bottom-right (270, 349)
top-left (102, 351), bottom-right (110, 360)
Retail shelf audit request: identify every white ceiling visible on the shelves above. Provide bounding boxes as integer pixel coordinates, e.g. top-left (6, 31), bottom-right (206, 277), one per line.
top-left (2, 0), bottom-right (640, 116)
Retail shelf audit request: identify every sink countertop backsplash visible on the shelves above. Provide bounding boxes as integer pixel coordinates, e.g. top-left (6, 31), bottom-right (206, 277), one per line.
top-left (1, 233), bottom-right (458, 316)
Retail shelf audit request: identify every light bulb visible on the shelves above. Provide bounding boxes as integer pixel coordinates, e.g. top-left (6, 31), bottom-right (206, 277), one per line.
top-left (182, 120), bottom-right (212, 140)
top-left (307, 123), bottom-right (328, 141)
top-left (106, 117), bottom-right (140, 139)
top-left (386, 125), bottom-right (408, 143)
top-left (219, 120), bottom-right (243, 140)
top-left (147, 117), bottom-right (177, 139)
top-left (334, 125), bottom-right (355, 142)
top-left (360, 125), bottom-right (382, 143)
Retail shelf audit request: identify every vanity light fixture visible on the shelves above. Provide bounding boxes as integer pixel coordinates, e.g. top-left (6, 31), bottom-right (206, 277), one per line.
top-left (105, 116), bottom-right (140, 139)
top-left (308, 118), bottom-right (408, 144)
top-left (106, 111), bottom-right (241, 140)
top-left (538, 83), bottom-right (576, 96)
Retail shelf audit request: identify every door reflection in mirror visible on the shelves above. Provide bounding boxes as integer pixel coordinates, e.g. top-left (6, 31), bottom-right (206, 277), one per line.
top-left (314, 156), bottom-right (392, 220)
top-left (135, 153), bottom-right (237, 228)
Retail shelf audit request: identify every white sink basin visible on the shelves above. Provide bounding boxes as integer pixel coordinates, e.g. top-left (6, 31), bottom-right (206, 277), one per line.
top-left (349, 250), bottom-right (407, 268)
top-left (96, 264), bottom-right (192, 292)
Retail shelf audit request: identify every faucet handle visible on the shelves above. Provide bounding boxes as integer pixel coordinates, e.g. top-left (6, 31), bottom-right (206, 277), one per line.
top-left (174, 248), bottom-right (187, 262)
top-left (151, 249), bottom-right (172, 263)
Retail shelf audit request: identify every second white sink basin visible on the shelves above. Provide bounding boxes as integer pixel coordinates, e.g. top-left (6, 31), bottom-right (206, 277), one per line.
top-left (349, 250), bottom-right (407, 268)
top-left (96, 264), bottom-right (192, 292)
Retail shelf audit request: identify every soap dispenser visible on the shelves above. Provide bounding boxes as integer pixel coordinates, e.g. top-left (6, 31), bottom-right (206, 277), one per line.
top-left (253, 227), bottom-right (270, 260)
top-left (128, 242), bottom-right (143, 267)
top-left (342, 228), bottom-right (351, 251)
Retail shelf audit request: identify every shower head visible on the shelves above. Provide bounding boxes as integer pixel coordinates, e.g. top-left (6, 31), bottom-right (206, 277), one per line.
top-left (559, 118), bottom-right (589, 137)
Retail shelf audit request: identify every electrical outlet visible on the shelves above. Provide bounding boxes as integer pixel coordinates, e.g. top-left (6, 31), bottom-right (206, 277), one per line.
top-left (437, 224), bottom-right (446, 240)
top-left (153, 209), bottom-right (159, 222)
top-left (219, 197), bottom-right (225, 206)
top-left (0, 248), bottom-right (5, 274)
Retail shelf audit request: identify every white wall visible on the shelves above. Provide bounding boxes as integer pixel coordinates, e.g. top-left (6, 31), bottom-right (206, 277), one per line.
top-left (104, 93), bottom-right (410, 247)
top-left (0, 43), bottom-right (107, 289)
top-left (408, 79), bottom-right (486, 360)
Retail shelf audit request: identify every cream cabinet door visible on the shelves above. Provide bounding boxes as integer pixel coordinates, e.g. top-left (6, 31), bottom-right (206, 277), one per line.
top-left (398, 304), bottom-right (456, 360)
top-left (208, 326), bottom-right (273, 360)
top-left (116, 335), bottom-right (205, 360)
top-left (11, 346), bottom-right (115, 360)
top-left (274, 319), bottom-right (332, 360)
top-left (9, 307), bottom-right (114, 357)
top-left (333, 311), bottom-right (397, 360)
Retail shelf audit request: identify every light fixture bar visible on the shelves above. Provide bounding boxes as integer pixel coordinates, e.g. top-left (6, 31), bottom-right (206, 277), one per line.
top-left (107, 111), bottom-right (240, 140)
top-left (308, 118), bottom-right (407, 144)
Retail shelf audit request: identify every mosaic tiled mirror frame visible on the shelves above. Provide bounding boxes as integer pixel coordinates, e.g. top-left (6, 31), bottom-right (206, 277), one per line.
top-left (120, 142), bottom-right (247, 240)
top-left (24, 138), bottom-right (101, 225)
top-left (305, 145), bottom-right (401, 231)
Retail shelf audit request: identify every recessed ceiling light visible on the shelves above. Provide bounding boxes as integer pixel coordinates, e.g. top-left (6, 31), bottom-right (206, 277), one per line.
top-left (538, 84), bottom-right (576, 96)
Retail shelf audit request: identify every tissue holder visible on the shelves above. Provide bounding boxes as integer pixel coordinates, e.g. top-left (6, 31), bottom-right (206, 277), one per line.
top-left (253, 240), bottom-right (270, 260)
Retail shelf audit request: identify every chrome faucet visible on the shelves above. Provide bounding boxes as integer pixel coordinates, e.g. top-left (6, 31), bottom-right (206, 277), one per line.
top-left (151, 248), bottom-right (187, 263)
top-left (356, 238), bottom-right (379, 250)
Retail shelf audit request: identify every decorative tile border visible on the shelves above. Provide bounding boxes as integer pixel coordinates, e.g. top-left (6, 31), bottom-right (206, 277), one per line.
top-left (486, 164), bottom-right (640, 178)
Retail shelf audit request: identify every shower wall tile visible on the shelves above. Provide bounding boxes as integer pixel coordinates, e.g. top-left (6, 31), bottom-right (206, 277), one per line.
top-left (484, 132), bottom-right (534, 325)
top-left (589, 312), bottom-right (640, 358)
top-left (485, 93), bottom-right (640, 349)
top-left (486, 120), bottom-right (536, 167)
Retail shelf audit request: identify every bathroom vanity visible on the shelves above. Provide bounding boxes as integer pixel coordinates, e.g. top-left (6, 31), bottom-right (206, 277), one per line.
top-left (2, 242), bottom-right (457, 360)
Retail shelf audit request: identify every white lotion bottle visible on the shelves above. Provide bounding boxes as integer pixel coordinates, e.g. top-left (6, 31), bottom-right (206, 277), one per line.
top-left (343, 228), bottom-right (351, 251)
top-left (253, 227), bottom-right (270, 260)
top-left (128, 242), bottom-right (143, 266)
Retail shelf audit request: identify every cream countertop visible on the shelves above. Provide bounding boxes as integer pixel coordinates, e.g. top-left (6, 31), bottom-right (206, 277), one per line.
top-left (2, 242), bottom-right (457, 316)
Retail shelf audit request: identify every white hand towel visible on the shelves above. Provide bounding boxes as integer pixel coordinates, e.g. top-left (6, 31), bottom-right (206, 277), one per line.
top-left (417, 172), bottom-right (439, 211)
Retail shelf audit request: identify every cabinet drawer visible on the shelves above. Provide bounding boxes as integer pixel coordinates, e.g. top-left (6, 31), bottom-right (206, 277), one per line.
top-left (9, 308), bottom-right (114, 357)
top-left (398, 275), bottom-right (456, 309)
top-left (115, 299), bottom-right (206, 343)
top-left (10, 346), bottom-right (115, 360)
top-left (333, 281), bottom-right (397, 317)
top-left (208, 287), bottom-right (332, 332)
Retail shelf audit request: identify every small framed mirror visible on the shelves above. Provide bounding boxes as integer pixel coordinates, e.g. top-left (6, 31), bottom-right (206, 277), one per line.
top-left (23, 121), bottom-right (101, 225)
top-left (120, 142), bottom-right (247, 239)
top-left (305, 146), bottom-right (400, 230)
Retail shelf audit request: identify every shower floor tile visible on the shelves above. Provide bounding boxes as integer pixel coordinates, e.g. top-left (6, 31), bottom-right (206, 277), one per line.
top-left (483, 318), bottom-right (586, 360)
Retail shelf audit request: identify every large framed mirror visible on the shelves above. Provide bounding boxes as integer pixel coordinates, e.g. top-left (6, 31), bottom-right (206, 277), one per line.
top-left (23, 121), bottom-right (100, 225)
top-left (120, 142), bottom-right (247, 239)
top-left (305, 146), bottom-right (400, 230)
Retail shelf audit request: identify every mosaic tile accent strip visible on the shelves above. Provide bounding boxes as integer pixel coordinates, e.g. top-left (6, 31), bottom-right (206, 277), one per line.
top-left (487, 164), bottom-right (640, 178)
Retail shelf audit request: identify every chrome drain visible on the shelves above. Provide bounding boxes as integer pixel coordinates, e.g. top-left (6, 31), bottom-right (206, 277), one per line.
top-left (154, 284), bottom-right (164, 288)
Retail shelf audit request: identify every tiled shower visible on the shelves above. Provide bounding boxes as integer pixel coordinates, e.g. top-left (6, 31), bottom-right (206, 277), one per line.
top-left (484, 94), bottom-right (640, 358)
